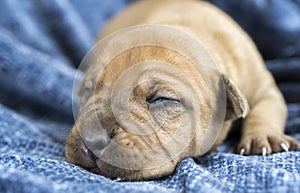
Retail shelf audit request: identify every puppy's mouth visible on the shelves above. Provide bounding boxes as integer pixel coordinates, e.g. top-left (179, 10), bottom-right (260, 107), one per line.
top-left (77, 127), bottom-right (148, 180)
top-left (78, 135), bottom-right (122, 179)
top-left (76, 125), bottom-right (182, 181)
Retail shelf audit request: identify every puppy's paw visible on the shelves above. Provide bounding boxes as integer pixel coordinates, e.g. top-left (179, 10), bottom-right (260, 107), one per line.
top-left (238, 132), bottom-right (299, 156)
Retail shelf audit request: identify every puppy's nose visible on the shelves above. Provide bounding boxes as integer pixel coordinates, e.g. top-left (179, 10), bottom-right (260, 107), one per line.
top-left (109, 127), bottom-right (120, 138)
top-left (76, 106), bottom-right (113, 156)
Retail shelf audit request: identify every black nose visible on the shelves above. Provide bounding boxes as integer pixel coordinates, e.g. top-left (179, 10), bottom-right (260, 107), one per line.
top-left (110, 127), bottom-right (120, 138)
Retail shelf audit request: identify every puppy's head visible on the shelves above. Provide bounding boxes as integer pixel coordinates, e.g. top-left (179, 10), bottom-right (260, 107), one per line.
top-left (66, 25), bottom-right (248, 180)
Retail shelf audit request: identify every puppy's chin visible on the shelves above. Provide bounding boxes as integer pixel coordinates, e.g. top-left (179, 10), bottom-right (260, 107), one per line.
top-left (93, 158), bottom-right (177, 181)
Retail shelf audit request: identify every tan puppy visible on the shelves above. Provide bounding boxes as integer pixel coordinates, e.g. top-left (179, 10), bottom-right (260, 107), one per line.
top-left (66, 0), bottom-right (299, 180)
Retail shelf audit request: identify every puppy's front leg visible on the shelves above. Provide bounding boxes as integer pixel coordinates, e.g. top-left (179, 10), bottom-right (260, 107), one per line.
top-left (238, 74), bottom-right (299, 156)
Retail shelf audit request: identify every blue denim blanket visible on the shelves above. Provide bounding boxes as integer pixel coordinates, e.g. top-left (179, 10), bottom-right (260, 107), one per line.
top-left (0, 0), bottom-right (300, 192)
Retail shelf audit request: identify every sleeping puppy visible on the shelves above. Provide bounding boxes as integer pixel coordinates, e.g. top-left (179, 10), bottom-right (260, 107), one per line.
top-left (65, 0), bottom-right (299, 180)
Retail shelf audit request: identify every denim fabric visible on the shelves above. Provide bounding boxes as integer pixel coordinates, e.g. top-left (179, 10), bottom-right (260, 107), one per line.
top-left (0, 0), bottom-right (299, 193)
top-left (207, 0), bottom-right (300, 60)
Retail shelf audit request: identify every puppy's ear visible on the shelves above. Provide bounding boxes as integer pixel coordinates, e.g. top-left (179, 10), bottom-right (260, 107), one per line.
top-left (222, 74), bottom-right (249, 120)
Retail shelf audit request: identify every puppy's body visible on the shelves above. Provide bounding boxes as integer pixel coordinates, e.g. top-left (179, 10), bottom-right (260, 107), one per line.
top-left (66, 0), bottom-right (299, 180)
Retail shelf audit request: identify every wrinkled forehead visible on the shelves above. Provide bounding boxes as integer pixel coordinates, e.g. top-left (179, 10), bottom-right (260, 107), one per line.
top-left (86, 45), bottom-right (204, 94)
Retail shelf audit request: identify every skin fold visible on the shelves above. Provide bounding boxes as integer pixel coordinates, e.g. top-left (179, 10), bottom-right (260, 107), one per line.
top-left (66, 0), bottom-right (299, 181)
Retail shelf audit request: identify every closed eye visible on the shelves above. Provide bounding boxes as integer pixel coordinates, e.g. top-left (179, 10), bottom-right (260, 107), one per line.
top-left (146, 94), bottom-right (181, 106)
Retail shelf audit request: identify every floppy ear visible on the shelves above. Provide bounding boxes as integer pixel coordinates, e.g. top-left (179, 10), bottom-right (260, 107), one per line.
top-left (222, 74), bottom-right (250, 120)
